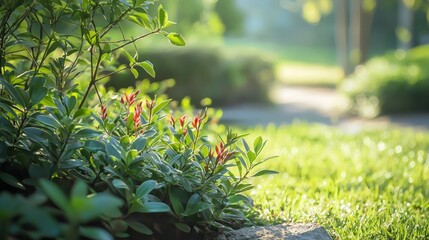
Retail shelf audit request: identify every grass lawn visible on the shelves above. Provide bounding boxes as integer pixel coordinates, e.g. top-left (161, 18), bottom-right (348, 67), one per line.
top-left (241, 124), bottom-right (428, 239)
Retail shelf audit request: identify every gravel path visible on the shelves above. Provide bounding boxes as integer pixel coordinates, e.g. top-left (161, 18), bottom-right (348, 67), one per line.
top-left (221, 86), bottom-right (429, 132)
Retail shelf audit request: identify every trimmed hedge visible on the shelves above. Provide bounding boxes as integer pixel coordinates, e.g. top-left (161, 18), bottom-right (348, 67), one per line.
top-left (107, 46), bottom-right (276, 106)
top-left (339, 45), bottom-right (429, 117)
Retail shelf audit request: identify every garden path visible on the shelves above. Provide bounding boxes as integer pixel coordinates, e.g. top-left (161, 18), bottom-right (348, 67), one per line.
top-left (221, 85), bottom-right (429, 132)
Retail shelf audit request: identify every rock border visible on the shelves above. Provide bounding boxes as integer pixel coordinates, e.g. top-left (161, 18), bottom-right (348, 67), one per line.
top-left (215, 223), bottom-right (332, 240)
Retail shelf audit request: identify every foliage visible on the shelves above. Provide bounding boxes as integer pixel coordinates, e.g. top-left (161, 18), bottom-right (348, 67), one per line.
top-left (245, 124), bottom-right (429, 239)
top-left (340, 45), bottom-right (429, 117)
top-left (108, 46), bottom-right (276, 106)
top-left (0, 0), bottom-right (275, 239)
top-left (156, 0), bottom-right (224, 41)
top-left (214, 0), bottom-right (244, 36)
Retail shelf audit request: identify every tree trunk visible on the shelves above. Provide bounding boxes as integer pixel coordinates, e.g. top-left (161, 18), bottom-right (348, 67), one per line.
top-left (336, 0), bottom-right (351, 75)
top-left (336, 0), bottom-right (375, 76)
top-left (397, 0), bottom-right (414, 50)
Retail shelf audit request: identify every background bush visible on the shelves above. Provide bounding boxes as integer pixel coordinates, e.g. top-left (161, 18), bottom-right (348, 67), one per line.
top-left (107, 46), bottom-right (276, 106)
top-left (340, 45), bottom-right (429, 118)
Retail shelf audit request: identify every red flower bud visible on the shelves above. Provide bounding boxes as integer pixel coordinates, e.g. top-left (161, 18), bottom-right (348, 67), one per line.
top-left (101, 105), bottom-right (107, 120)
top-left (192, 116), bottom-right (201, 129)
top-left (169, 115), bottom-right (175, 126)
top-left (179, 115), bottom-right (186, 128)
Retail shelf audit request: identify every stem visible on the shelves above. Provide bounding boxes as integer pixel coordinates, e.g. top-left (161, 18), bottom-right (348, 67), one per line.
top-left (12, 111), bottom-right (28, 146)
top-left (192, 129), bottom-right (200, 153)
top-left (95, 65), bottom-right (131, 82)
top-left (109, 29), bottom-right (161, 53)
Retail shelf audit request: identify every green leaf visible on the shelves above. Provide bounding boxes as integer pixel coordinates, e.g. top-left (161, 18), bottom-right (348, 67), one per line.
top-left (184, 194), bottom-right (211, 216)
top-left (166, 33), bottom-right (186, 46)
top-left (136, 180), bottom-right (157, 199)
top-left (71, 180), bottom-right (88, 198)
top-left (251, 169), bottom-right (278, 177)
top-left (242, 139), bottom-right (250, 152)
top-left (84, 140), bottom-right (105, 152)
top-left (34, 114), bottom-right (61, 129)
top-left (39, 179), bottom-right (73, 219)
top-left (247, 151), bottom-right (256, 163)
top-left (80, 227), bottom-right (113, 240)
top-left (152, 99), bottom-right (171, 115)
top-left (106, 138), bottom-right (123, 160)
top-left (137, 61), bottom-right (155, 78)
top-left (0, 101), bottom-right (17, 118)
top-left (74, 128), bottom-right (100, 138)
top-left (135, 202), bottom-right (171, 213)
top-left (253, 136), bottom-right (265, 155)
top-left (130, 67), bottom-right (139, 79)
top-left (74, 108), bottom-right (91, 119)
top-left (0, 77), bottom-right (26, 107)
top-left (64, 95), bottom-right (77, 113)
top-left (229, 194), bottom-right (253, 205)
top-left (112, 179), bottom-right (129, 190)
top-left (87, 30), bottom-right (98, 45)
top-left (109, 219), bottom-right (128, 233)
top-left (29, 77), bottom-right (47, 107)
top-left (174, 222), bottom-right (191, 233)
top-left (58, 159), bottom-right (85, 170)
top-left (123, 48), bottom-right (136, 65)
top-left (131, 136), bottom-right (146, 150)
top-left (24, 127), bottom-right (54, 145)
top-left (46, 40), bottom-right (60, 56)
top-left (74, 193), bottom-right (122, 222)
top-left (158, 5), bottom-right (168, 27)
top-left (0, 172), bottom-right (25, 190)
top-left (168, 187), bottom-right (185, 216)
top-left (127, 220), bottom-right (153, 235)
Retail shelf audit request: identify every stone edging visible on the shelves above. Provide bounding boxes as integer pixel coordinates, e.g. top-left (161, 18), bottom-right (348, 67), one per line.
top-left (215, 223), bottom-right (332, 240)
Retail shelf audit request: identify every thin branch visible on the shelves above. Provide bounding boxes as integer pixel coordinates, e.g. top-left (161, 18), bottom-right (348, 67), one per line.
top-left (110, 29), bottom-right (161, 53)
top-left (95, 66), bottom-right (132, 82)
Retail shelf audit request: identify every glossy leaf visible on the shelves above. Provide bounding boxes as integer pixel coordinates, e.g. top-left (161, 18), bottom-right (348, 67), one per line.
top-left (152, 99), bottom-right (171, 115)
top-left (0, 172), bottom-right (25, 190)
top-left (112, 179), bottom-right (129, 190)
top-left (167, 33), bottom-right (186, 46)
top-left (158, 5), bottom-right (168, 27)
top-left (127, 220), bottom-right (153, 235)
top-left (137, 61), bottom-right (155, 78)
top-left (131, 136), bottom-right (146, 150)
top-left (74, 108), bottom-right (92, 119)
top-left (74, 129), bottom-right (100, 138)
top-left (39, 179), bottom-right (73, 219)
top-left (58, 159), bottom-right (85, 170)
top-left (79, 227), bottom-right (113, 240)
top-left (251, 169), bottom-right (278, 177)
top-left (168, 187), bottom-right (185, 216)
top-left (136, 180), bottom-right (157, 199)
top-left (29, 77), bottom-right (47, 107)
top-left (174, 222), bottom-right (191, 233)
top-left (0, 77), bottom-right (26, 107)
top-left (135, 202), bottom-right (171, 213)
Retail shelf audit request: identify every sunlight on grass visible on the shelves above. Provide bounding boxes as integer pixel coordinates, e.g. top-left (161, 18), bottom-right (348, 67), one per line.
top-left (242, 124), bottom-right (429, 239)
top-left (276, 62), bottom-right (344, 87)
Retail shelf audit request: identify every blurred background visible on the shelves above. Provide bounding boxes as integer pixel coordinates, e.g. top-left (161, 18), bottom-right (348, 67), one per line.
top-left (107, 0), bottom-right (429, 129)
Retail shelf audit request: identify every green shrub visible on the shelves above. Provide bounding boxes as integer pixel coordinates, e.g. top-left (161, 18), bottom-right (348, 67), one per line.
top-left (107, 46), bottom-right (276, 106)
top-left (0, 1), bottom-right (276, 239)
top-left (340, 45), bottom-right (429, 117)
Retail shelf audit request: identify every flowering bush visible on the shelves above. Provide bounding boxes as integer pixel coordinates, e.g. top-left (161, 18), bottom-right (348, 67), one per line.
top-left (0, 0), bottom-right (276, 239)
